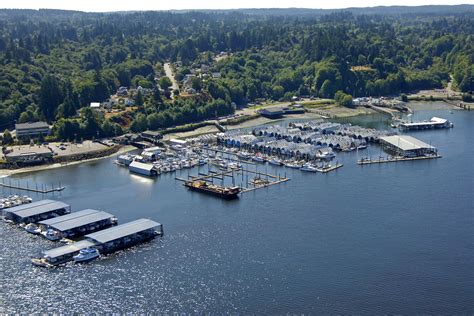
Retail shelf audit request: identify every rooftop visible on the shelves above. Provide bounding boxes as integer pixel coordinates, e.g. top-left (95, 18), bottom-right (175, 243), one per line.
top-left (15, 121), bottom-right (49, 130)
top-left (85, 218), bottom-right (161, 244)
top-left (5, 199), bottom-right (70, 219)
top-left (380, 135), bottom-right (435, 151)
top-left (5, 145), bottom-right (52, 158)
top-left (129, 161), bottom-right (155, 171)
top-left (39, 209), bottom-right (114, 232)
top-left (43, 239), bottom-right (96, 258)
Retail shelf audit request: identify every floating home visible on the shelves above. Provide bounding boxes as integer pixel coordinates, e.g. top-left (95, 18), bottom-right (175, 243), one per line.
top-left (379, 135), bottom-right (437, 157)
top-left (2, 199), bottom-right (71, 224)
top-left (129, 161), bottom-right (158, 176)
top-left (38, 209), bottom-right (117, 239)
top-left (38, 219), bottom-right (163, 266)
top-left (399, 117), bottom-right (453, 131)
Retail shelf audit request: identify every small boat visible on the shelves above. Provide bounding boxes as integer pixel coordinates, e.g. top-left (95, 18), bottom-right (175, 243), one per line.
top-left (24, 223), bottom-right (41, 235)
top-left (31, 258), bottom-right (54, 268)
top-left (237, 152), bottom-right (251, 160)
top-left (42, 229), bottom-right (61, 241)
top-left (73, 248), bottom-right (100, 263)
top-left (284, 162), bottom-right (301, 169)
top-left (268, 158), bottom-right (282, 166)
top-left (357, 144), bottom-right (368, 150)
top-left (300, 163), bottom-right (318, 172)
top-left (251, 155), bottom-right (266, 163)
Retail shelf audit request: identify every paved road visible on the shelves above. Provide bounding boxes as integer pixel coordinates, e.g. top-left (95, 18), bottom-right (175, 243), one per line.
top-left (164, 62), bottom-right (179, 99)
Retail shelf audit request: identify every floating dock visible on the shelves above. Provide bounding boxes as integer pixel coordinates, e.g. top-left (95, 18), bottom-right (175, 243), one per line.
top-left (0, 180), bottom-right (65, 194)
top-left (315, 163), bottom-right (343, 173)
top-left (357, 155), bottom-right (442, 165)
top-left (2, 199), bottom-right (71, 224)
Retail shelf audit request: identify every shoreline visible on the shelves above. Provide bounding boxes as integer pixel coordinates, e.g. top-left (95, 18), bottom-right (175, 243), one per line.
top-left (2, 100), bottom-right (460, 176)
top-left (0, 145), bottom-right (136, 177)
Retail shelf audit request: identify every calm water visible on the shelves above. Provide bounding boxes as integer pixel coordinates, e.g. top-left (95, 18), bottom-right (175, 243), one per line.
top-left (1, 105), bottom-right (473, 313)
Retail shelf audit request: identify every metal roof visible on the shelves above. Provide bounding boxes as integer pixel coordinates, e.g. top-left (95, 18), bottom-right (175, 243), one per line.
top-left (129, 161), bottom-right (154, 171)
top-left (86, 218), bottom-right (161, 244)
top-left (4, 200), bottom-right (69, 218)
top-left (380, 135), bottom-right (435, 151)
top-left (39, 209), bottom-right (114, 232)
top-left (15, 121), bottom-right (49, 130)
top-left (43, 240), bottom-right (96, 258)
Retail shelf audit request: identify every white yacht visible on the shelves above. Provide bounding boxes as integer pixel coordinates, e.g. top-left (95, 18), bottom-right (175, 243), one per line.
top-left (73, 248), bottom-right (100, 263)
top-left (300, 163), bottom-right (318, 172)
top-left (284, 161), bottom-right (301, 169)
top-left (268, 158), bottom-right (282, 166)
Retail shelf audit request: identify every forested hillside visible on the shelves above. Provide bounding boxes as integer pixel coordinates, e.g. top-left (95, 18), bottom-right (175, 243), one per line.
top-left (0, 7), bottom-right (473, 139)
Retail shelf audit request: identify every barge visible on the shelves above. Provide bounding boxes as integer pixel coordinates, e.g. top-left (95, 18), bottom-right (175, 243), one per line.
top-left (184, 180), bottom-right (241, 199)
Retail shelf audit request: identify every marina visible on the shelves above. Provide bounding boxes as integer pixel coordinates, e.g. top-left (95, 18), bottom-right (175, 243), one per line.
top-left (0, 107), bottom-right (471, 313)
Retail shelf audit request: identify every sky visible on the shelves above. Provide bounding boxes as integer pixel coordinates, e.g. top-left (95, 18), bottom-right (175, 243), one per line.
top-left (0, 0), bottom-right (472, 12)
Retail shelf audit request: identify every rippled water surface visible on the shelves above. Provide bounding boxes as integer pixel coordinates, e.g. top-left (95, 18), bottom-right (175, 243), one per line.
top-left (1, 106), bottom-right (473, 313)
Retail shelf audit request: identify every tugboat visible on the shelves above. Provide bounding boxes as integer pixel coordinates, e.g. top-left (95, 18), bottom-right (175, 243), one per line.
top-left (24, 223), bottom-right (41, 235)
top-left (184, 180), bottom-right (241, 199)
top-left (73, 248), bottom-right (100, 263)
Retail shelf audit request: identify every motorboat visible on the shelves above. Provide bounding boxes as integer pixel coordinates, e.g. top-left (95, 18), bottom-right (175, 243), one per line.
top-left (251, 155), bottom-right (266, 163)
top-left (268, 158), bottom-right (282, 166)
top-left (42, 229), bottom-right (61, 241)
top-left (357, 144), bottom-right (368, 150)
top-left (25, 223), bottom-right (41, 235)
top-left (73, 248), bottom-right (100, 263)
top-left (284, 161), bottom-right (301, 169)
top-left (300, 163), bottom-right (318, 172)
top-left (31, 258), bottom-right (54, 268)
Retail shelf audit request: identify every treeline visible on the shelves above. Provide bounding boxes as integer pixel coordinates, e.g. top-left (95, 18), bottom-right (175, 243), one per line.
top-left (0, 8), bottom-right (473, 138)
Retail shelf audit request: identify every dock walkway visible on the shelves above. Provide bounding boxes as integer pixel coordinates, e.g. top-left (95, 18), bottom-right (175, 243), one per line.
top-left (357, 155), bottom-right (441, 165)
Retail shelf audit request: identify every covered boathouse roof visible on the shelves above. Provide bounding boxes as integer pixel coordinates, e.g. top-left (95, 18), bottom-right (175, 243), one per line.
top-left (3, 199), bottom-right (70, 219)
top-left (43, 239), bottom-right (96, 259)
top-left (380, 135), bottom-right (435, 151)
top-left (39, 209), bottom-right (115, 232)
top-left (85, 218), bottom-right (161, 244)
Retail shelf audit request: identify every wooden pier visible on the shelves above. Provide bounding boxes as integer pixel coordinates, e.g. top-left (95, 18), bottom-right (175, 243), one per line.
top-left (357, 155), bottom-right (442, 165)
top-left (0, 180), bottom-right (65, 194)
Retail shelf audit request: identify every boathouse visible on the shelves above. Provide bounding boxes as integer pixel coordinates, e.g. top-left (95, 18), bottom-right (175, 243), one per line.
top-left (2, 199), bottom-right (71, 224)
top-left (38, 209), bottom-right (117, 239)
top-left (85, 218), bottom-right (163, 254)
top-left (380, 135), bottom-right (437, 157)
top-left (42, 239), bottom-right (97, 265)
top-left (129, 161), bottom-right (158, 176)
top-left (38, 218), bottom-right (163, 266)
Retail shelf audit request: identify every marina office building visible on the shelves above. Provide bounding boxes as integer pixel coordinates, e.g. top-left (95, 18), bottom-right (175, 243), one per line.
top-left (2, 199), bottom-right (71, 224)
